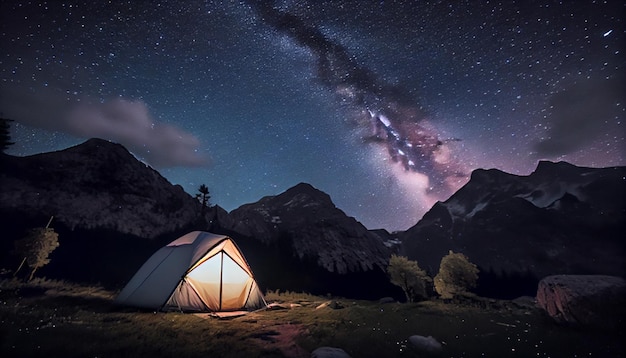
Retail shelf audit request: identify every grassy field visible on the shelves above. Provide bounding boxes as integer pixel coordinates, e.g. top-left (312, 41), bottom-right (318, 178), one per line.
top-left (1, 278), bottom-right (624, 358)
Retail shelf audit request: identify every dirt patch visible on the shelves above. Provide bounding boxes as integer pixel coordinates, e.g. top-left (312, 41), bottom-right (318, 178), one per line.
top-left (194, 311), bottom-right (310, 358)
top-left (249, 323), bottom-right (309, 358)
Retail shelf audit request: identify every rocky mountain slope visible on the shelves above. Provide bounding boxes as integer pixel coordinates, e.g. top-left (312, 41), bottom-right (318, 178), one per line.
top-left (0, 138), bottom-right (204, 239)
top-left (227, 182), bottom-right (390, 274)
top-left (400, 161), bottom-right (626, 295)
top-left (217, 182), bottom-right (397, 298)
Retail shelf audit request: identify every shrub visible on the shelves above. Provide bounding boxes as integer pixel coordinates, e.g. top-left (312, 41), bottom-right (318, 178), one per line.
top-left (387, 254), bottom-right (432, 302)
top-left (13, 218), bottom-right (60, 281)
top-left (434, 250), bottom-right (479, 299)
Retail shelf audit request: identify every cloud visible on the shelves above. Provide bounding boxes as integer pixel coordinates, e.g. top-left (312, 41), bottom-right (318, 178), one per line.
top-left (533, 76), bottom-right (625, 157)
top-left (66, 99), bottom-right (209, 168)
top-left (0, 86), bottom-right (209, 168)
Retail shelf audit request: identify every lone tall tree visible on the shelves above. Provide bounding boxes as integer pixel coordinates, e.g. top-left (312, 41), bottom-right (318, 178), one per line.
top-left (13, 216), bottom-right (60, 281)
top-left (0, 117), bottom-right (14, 153)
top-left (387, 254), bottom-right (432, 302)
top-left (196, 184), bottom-right (211, 214)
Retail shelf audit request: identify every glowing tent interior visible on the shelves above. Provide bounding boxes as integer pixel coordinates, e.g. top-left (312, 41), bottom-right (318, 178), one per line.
top-left (115, 231), bottom-right (266, 312)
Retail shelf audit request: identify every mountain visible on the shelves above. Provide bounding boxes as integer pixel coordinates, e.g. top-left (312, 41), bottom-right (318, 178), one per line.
top-left (2, 138), bottom-right (623, 300)
top-left (0, 139), bottom-right (220, 287)
top-left (399, 161), bottom-right (626, 297)
top-left (221, 183), bottom-right (400, 299)
top-left (228, 182), bottom-right (390, 273)
top-left (0, 138), bottom-right (205, 238)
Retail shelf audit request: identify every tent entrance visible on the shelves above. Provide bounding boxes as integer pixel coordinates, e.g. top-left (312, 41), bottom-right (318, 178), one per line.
top-left (170, 251), bottom-right (254, 312)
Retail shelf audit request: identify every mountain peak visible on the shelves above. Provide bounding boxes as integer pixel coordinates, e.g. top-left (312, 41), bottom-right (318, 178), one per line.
top-left (0, 138), bottom-right (201, 238)
top-left (401, 160), bottom-right (626, 289)
top-left (228, 182), bottom-right (389, 274)
top-left (532, 160), bottom-right (578, 175)
top-left (63, 138), bottom-right (137, 162)
top-left (282, 182), bottom-right (333, 205)
top-left (468, 167), bottom-right (513, 183)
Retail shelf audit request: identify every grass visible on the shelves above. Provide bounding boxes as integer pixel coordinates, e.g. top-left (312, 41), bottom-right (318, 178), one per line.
top-left (1, 278), bottom-right (624, 358)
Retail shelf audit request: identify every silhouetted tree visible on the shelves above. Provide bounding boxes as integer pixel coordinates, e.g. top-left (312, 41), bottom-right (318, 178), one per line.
top-left (13, 216), bottom-right (60, 281)
top-left (387, 254), bottom-right (432, 302)
top-left (195, 184), bottom-right (211, 214)
top-left (434, 250), bottom-right (479, 299)
top-left (0, 117), bottom-right (14, 153)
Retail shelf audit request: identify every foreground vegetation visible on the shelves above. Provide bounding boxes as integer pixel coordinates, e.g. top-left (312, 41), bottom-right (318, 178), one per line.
top-left (1, 278), bottom-right (624, 358)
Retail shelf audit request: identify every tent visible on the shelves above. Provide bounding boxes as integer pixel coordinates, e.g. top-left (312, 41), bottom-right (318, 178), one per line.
top-left (115, 231), bottom-right (266, 312)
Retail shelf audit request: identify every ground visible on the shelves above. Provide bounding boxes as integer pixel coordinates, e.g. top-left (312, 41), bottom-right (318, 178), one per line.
top-left (0, 278), bottom-right (624, 358)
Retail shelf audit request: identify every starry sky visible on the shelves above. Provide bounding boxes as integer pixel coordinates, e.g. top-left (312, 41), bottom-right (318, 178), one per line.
top-left (1, 0), bottom-right (624, 231)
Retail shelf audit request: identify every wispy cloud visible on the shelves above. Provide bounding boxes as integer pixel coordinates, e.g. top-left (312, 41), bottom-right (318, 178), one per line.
top-left (1, 87), bottom-right (209, 168)
top-left (66, 99), bottom-right (209, 168)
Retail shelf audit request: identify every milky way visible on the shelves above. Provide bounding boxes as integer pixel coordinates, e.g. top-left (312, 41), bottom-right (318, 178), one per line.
top-left (248, 1), bottom-right (467, 198)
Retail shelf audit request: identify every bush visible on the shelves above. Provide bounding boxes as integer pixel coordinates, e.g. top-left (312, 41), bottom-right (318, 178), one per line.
top-left (387, 254), bottom-right (432, 302)
top-left (13, 222), bottom-right (60, 281)
top-left (434, 250), bottom-right (479, 299)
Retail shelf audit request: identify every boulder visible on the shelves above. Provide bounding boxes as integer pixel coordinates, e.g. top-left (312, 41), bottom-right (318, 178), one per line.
top-left (408, 335), bottom-right (443, 355)
top-left (310, 347), bottom-right (351, 358)
top-left (536, 275), bottom-right (626, 327)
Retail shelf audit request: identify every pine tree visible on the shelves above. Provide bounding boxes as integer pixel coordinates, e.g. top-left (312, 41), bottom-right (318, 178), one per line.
top-left (0, 117), bottom-right (15, 153)
top-left (195, 184), bottom-right (211, 214)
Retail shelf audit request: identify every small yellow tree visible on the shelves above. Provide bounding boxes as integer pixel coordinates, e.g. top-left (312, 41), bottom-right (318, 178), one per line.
top-left (387, 254), bottom-right (432, 302)
top-left (13, 217), bottom-right (60, 281)
top-left (434, 250), bottom-right (479, 299)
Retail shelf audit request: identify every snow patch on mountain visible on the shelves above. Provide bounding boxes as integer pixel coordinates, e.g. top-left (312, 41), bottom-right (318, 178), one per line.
top-left (446, 199), bottom-right (488, 220)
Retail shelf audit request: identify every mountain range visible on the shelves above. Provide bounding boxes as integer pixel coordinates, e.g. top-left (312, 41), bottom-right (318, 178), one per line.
top-left (1, 138), bottom-right (624, 299)
top-left (400, 161), bottom-right (625, 297)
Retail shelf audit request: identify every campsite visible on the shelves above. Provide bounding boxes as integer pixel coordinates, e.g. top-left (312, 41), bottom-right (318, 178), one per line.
top-left (1, 275), bottom-right (624, 357)
top-left (1, 0), bottom-right (625, 356)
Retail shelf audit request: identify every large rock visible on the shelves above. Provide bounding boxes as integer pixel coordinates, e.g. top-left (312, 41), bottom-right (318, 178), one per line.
top-left (408, 335), bottom-right (443, 355)
top-left (536, 275), bottom-right (626, 327)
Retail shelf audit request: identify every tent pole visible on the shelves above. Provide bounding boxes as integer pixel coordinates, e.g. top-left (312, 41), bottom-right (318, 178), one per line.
top-left (219, 252), bottom-right (223, 311)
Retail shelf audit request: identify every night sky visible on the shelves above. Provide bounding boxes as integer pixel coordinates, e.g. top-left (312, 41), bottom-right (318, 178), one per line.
top-left (1, 1), bottom-right (624, 231)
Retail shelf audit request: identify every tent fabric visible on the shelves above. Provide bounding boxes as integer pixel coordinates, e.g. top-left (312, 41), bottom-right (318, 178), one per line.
top-left (115, 231), bottom-right (266, 312)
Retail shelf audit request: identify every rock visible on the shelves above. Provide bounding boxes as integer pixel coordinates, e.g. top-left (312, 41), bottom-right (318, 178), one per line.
top-left (511, 296), bottom-right (537, 309)
top-left (310, 347), bottom-right (351, 358)
top-left (408, 335), bottom-right (443, 354)
top-left (266, 303), bottom-right (289, 310)
top-left (315, 300), bottom-right (343, 310)
top-left (536, 275), bottom-right (626, 327)
top-left (379, 297), bottom-right (396, 304)
top-left (328, 300), bottom-right (343, 309)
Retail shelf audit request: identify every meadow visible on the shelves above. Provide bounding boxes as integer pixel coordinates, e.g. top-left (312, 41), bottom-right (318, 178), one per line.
top-left (1, 278), bottom-right (623, 357)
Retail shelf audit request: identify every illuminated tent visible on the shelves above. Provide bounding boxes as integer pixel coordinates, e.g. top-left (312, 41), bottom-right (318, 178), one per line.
top-left (115, 231), bottom-right (266, 312)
